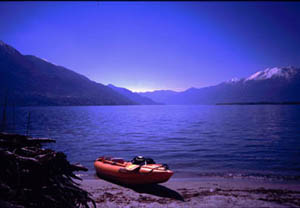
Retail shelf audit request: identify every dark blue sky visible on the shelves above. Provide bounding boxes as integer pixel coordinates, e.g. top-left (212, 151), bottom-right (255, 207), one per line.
top-left (1, 2), bottom-right (300, 92)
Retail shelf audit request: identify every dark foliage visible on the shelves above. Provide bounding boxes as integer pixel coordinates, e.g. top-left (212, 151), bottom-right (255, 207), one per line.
top-left (0, 133), bottom-right (95, 208)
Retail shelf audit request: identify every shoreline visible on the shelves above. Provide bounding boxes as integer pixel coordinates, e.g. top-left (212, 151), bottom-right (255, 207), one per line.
top-left (79, 176), bottom-right (300, 208)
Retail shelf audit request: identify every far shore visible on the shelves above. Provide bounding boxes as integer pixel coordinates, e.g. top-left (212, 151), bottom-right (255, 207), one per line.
top-left (216, 102), bottom-right (300, 105)
top-left (79, 176), bottom-right (300, 208)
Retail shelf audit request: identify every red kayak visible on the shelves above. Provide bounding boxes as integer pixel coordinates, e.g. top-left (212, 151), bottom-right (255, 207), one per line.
top-left (94, 156), bottom-right (173, 185)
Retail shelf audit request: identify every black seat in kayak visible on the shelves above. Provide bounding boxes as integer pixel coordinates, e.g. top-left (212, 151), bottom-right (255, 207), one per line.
top-left (131, 156), bottom-right (156, 165)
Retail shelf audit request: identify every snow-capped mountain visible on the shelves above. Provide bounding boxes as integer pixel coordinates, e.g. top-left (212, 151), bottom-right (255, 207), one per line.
top-left (1, 39), bottom-right (299, 105)
top-left (224, 77), bottom-right (241, 83)
top-left (245, 66), bottom-right (299, 81)
top-left (140, 66), bottom-right (300, 104)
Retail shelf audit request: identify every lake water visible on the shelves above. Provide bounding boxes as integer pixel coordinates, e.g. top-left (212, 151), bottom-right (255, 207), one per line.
top-left (6, 105), bottom-right (300, 180)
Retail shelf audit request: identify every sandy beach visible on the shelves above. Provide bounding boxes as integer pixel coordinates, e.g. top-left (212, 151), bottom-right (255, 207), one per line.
top-left (79, 176), bottom-right (300, 208)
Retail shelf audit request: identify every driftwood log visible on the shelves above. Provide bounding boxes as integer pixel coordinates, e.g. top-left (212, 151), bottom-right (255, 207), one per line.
top-left (0, 132), bottom-right (95, 208)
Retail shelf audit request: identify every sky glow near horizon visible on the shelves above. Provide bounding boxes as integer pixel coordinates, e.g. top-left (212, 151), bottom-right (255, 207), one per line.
top-left (0, 2), bottom-right (300, 92)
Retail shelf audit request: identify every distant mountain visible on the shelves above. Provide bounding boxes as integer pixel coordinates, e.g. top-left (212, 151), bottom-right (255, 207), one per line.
top-left (139, 67), bottom-right (300, 104)
top-left (0, 40), bottom-right (136, 106)
top-left (138, 90), bottom-right (180, 105)
top-left (244, 67), bottom-right (298, 81)
top-left (107, 84), bottom-right (159, 105)
top-left (2, 40), bottom-right (299, 106)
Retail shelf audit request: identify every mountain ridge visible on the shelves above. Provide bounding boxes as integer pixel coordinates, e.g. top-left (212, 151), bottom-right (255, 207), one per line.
top-left (1, 40), bottom-right (299, 106)
top-left (139, 66), bottom-right (300, 105)
top-left (107, 84), bottom-right (160, 105)
top-left (0, 40), bottom-right (137, 106)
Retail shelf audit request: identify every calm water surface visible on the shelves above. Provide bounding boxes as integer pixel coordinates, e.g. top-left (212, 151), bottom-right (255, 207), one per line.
top-left (9, 105), bottom-right (300, 180)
